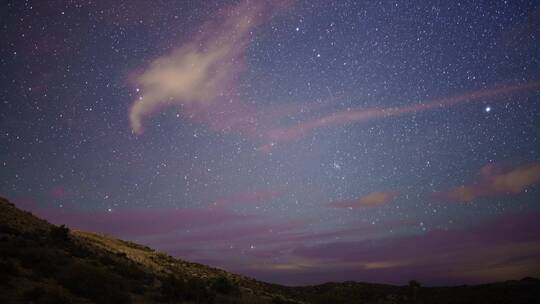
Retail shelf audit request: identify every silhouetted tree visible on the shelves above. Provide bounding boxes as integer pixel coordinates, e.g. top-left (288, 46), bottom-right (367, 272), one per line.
top-left (49, 224), bottom-right (70, 243)
top-left (408, 280), bottom-right (421, 304)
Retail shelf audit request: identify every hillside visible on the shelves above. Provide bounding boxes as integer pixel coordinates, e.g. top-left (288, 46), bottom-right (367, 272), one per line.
top-left (1, 196), bottom-right (539, 304)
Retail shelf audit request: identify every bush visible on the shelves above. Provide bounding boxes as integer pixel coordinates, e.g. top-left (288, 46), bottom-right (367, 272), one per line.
top-left (408, 280), bottom-right (421, 288)
top-left (112, 259), bottom-right (151, 293)
top-left (23, 287), bottom-right (70, 304)
top-left (18, 247), bottom-right (70, 278)
top-left (49, 224), bottom-right (70, 243)
top-left (115, 260), bottom-right (148, 280)
top-left (0, 223), bottom-right (18, 235)
top-left (65, 241), bottom-right (91, 258)
top-left (0, 259), bottom-right (18, 285)
top-left (58, 261), bottom-right (131, 304)
top-left (0, 236), bottom-right (27, 259)
top-left (0, 259), bottom-right (18, 276)
top-left (312, 292), bottom-right (346, 304)
top-left (408, 280), bottom-right (421, 304)
top-left (211, 276), bottom-right (240, 296)
top-left (160, 274), bottom-right (214, 303)
top-left (272, 296), bottom-right (300, 304)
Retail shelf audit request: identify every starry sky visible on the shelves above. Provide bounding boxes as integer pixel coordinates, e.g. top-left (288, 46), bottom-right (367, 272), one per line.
top-left (1, 0), bottom-right (540, 286)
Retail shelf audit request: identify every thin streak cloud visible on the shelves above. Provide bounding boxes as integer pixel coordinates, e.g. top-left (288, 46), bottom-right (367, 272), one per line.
top-left (261, 82), bottom-right (540, 150)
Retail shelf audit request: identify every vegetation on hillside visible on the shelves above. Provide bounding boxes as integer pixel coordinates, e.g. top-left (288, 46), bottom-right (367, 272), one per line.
top-left (1, 196), bottom-right (539, 304)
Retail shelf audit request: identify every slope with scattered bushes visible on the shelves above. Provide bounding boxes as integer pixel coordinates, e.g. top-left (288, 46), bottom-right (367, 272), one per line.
top-left (1, 196), bottom-right (538, 304)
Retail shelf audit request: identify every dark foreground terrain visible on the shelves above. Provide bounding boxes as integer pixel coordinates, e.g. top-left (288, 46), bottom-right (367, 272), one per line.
top-left (1, 196), bottom-right (539, 304)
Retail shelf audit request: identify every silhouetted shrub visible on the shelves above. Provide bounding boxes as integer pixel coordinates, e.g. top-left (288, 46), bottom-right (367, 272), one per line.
top-left (23, 287), bottom-right (70, 304)
top-left (94, 251), bottom-right (150, 291)
top-left (0, 259), bottom-right (18, 275)
top-left (18, 247), bottom-right (70, 278)
top-left (160, 274), bottom-right (214, 303)
top-left (49, 224), bottom-right (70, 243)
top-left (0, 236), bottom-right (27, 259)
top-left (272, 296), bottom-right (299, 304)
top-left (117, 260), bottom-right (149, 279)
top-left (58, 261), bottom-right (131, 304)
top-left (408, 280), bottom-right (421, 304)
top-left (112, 259), bottom-right (152, 293)
top-left (211, 276), bottom-right (240, 296)
top-left (65, 241), bottom-right (91, 258)
top-left (312, 292), bottom-right (346, 304)
top-left (0, 223), bottom-right (18, 235)
top-left (408, 280), bottom-right (421, 288)
top-left (0, 258), bottom-right (18, 285)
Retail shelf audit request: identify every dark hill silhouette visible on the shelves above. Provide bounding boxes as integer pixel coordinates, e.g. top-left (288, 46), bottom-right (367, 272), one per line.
top-left (1, 196), bottom-right (539, 303)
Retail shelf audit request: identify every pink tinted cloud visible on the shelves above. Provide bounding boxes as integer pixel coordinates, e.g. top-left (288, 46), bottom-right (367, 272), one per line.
top-left (128, 0), bottom-right (539, 153)
top-left (330, 191), bottom-right (399, 209)
top-left (147, 212), bottom-right (414, 258)
top-left (288, 211), bottom-right (540, 285)
top-left (208, 189), bottom-right (285, 209)
top-left (434, 162), bottom-right (540, 202)
top-left (128, 0), bottom-right (296, 137)
top-left (301, 212), bottom-right (540, 260)
top-left (150, 219), bottom-right (305, 249)
top-left (49, 186), bottom-right (67, 199)
top-left (260, 81), bottom-right (540, 150)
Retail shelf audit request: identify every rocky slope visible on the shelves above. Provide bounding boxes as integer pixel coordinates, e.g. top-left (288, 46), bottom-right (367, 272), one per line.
top-left (1, 196), bottom-right (538, 303)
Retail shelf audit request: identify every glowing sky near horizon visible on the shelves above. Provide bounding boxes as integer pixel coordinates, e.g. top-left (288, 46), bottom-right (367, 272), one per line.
top-left (1, 0), bottom-right (540, 286)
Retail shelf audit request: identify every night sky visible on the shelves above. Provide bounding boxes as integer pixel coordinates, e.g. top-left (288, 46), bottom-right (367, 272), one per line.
top-left (2, 0), bottom-right (540, 286)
